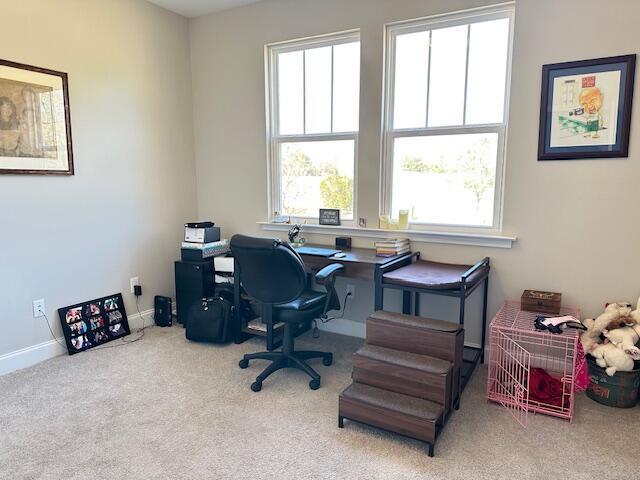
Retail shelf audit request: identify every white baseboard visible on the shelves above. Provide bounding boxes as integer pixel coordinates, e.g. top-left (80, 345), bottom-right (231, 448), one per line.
top-left (317, 318), bottom-right (365, 338)
top-left (0, 308), bottom-right (154, 377)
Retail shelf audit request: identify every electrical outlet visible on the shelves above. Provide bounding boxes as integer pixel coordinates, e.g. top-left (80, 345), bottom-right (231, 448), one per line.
top-left (346, 284), bottom-right (355, 298)
top-left (33, 298), bottom-right (45, 318)
top-left (130, 276), bottom-right (140, 294)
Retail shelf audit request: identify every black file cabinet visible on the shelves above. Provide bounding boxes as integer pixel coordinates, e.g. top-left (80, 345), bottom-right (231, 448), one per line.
top-left (174, 259), bottom-right (215, 325)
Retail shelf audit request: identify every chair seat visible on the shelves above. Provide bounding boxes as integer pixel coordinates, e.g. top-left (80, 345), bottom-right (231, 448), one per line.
top-left (382, 260), bottom-right (487, 290)
top-left (275, 289), bottom-right (327, 311)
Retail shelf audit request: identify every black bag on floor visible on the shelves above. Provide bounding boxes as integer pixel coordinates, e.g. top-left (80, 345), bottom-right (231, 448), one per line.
top-left (185, 295), bottom-right (234, 344)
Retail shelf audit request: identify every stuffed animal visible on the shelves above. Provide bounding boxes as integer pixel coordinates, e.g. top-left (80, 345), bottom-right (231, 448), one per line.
top-left (580, 302), bottom-right (633, 353)
top-left (590, 342), bottom-right (637, 376)
top-left (630, 296), bottom-right (640, 325)
top-left (603, 323), bottom-right (640, 358)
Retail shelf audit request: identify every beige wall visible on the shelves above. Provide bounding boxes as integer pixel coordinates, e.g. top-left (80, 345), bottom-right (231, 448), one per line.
top-left (190, 0), bottom-right (640, 344)
top-left (0, 0), bottom-right (197, 356)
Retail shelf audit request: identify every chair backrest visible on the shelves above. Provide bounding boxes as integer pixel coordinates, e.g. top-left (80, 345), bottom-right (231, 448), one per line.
top-left (230, 234), bottom-right (306, 305)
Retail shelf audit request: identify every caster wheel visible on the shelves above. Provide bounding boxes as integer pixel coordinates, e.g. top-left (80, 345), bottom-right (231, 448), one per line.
top-left (309, 378), bottom-right (321, 390)
top-left (238, 359), bottom-right (249, 369)
top-left (250, 381), bottom-right (262, 392)
top-left (322, 354), bottom-right (333, 366)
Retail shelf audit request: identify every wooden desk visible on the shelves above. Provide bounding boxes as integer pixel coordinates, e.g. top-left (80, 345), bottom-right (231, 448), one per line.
top-left (299, 245), bottom-right (411, 281)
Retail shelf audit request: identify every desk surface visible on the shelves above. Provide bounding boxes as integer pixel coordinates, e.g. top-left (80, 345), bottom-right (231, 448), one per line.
top-left (297, 244), bottom-right (407, 265)
top-left (298, 244), bottom-right (412, 281)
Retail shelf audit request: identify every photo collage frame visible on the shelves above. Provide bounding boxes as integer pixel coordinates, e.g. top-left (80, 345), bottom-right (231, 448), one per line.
top-left (57, 293), bottom-right (130, 354)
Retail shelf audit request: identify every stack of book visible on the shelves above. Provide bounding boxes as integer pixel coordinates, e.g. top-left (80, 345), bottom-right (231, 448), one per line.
top-left (181, 239), bottom-right (230, 260)
top-left (374, 238), bottom-right (410, 257)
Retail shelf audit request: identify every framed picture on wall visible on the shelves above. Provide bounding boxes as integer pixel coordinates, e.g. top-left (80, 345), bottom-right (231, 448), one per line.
top-left (538, 54), bottom-right (636, 160)
top-left (0, 59), bottom-right (73, 175)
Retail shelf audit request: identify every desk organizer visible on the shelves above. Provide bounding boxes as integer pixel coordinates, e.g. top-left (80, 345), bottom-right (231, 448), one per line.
top-left (486, 301), bottom-right (581, 426)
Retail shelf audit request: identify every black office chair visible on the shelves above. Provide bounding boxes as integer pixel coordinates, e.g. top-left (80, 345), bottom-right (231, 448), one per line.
top-left (231, 234), bottom-right (344, 391)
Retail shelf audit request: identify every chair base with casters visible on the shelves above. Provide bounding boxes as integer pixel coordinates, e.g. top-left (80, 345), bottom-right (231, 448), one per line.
top-left (239, 320), bottom-right (333, 391)
top-left (230, 234), bottom-right (344, 392)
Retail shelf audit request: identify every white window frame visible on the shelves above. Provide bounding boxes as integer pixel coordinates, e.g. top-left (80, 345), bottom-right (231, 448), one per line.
top-left (265, 30), bottom-right (360, 224)
top-left (380, 3), bottom-right (515, 234)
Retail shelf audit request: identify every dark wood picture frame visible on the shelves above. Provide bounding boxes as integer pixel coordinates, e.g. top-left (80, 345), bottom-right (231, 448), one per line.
top-left (0, 58), bottom-right (74, 175)
top-left (538, 54), bottom-right (636, 161)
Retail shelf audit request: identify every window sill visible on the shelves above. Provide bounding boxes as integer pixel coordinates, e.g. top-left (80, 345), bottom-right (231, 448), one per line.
top-left (258, 222), bottom-right (516, 249)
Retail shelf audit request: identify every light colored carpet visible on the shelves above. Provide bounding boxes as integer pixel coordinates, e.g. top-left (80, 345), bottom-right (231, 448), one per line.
top-left (0, 325), bottom-right (637, 480)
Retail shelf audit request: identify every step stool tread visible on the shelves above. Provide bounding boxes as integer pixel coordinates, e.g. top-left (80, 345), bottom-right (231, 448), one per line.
top-left (340, 383), bottom-right (443, 422)
top-left (356, 345), bottom-right (451, 375)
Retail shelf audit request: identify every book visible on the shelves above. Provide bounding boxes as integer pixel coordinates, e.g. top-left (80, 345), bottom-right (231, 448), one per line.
top-left (374, 238), bottom-right (410, 248)
top-left (376, 247), bottom-right (410, 256)
top-left (181, 239), bottom-right (228, 250)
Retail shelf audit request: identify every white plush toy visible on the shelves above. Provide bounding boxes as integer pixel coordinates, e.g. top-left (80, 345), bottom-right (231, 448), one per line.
top-left (590, 342), bottom-right (637, 376)
top-left (630, 296), bottom-right (640, 325)
top-left (604, 323), bottom-right (640, 358)
top-left (581, 302), bottom-right (634, 353)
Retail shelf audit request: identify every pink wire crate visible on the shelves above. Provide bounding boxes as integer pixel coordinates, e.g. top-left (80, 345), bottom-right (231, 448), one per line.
top-left (486, 300), bottom-right (582, 426)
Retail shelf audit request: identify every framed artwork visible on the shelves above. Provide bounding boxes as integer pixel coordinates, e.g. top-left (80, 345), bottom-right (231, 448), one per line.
top-left (58, 293), bottom-right (130, 355)
top-left (0, 59), bottom-right (73, 174)
top-left (319, 208), bottom-right (341, 226)
top-left (538, 54), bottom-right (636, 160)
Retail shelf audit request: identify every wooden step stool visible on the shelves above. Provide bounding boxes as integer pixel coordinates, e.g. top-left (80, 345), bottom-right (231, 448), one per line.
top-left (338, 311), bottom-right (464, 457)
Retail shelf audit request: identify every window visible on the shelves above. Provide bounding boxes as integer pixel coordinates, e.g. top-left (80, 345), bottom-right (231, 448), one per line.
top-left (266, 31), bottom-right (360, 221)
top-left (382, 5), bottom-right (514, 230)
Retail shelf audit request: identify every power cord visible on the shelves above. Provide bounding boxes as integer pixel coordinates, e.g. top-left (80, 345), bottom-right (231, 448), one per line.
top-left (312, 291), bottom-right (352, 338)
top-left (42, 313), bottom-right (68, 350)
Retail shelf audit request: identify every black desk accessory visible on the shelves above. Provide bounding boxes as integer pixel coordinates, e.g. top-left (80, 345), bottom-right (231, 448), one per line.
top-left (294, 246), bottom-right (341, 257)
top-left (335, 236), bottom-right (352, 250)
top-left (154, 296), bottom-right (173, 327)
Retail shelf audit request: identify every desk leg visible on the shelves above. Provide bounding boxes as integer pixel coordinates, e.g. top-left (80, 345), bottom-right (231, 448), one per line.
top-left (233, 260), bottom-right (242, 344)
top-left (402, 291), bottom-right (412, 315)
top-left (414, 293), bottom-right (420, 317)
top-left (481, 276), bottom-right (489, 363)
top-left (374, 267), bottom-right (383, 311)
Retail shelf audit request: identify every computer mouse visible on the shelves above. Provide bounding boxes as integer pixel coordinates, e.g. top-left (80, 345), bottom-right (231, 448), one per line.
top-left (333, 252), bottom-right (347, 258)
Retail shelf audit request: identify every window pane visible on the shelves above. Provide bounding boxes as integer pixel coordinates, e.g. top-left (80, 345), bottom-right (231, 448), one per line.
top-left (280, 140), bottom-right (354, 219)
top-left (427, 25), bottom-right (468, 127)
top-left (278, 51), bottom-right (303, 135)
top-left (466, 18), bottom-right (510, 124)
top-left (333, 41), bottom-right (360, 132)
top-left (393, 31), bottom-right (428, 129)
top-left (305, 46), bottom-right (332, 134)
top-left (391, 133), bottom-right (498, 226)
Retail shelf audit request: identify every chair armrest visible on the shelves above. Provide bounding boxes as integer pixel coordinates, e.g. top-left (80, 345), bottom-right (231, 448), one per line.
top-left (315, 263), bottom-right (344, 285)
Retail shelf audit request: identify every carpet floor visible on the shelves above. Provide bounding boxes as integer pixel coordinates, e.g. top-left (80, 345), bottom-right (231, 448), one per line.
top-left (0, 325), bottom-right (637, 480)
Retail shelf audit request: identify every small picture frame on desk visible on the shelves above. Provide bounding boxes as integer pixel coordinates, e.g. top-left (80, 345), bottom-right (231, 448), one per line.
top-left (319, 208), bottom-right (341, 226)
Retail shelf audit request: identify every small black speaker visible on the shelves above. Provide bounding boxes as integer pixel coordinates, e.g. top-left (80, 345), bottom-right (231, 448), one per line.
top-left (335, 236), bottom-right (352, 250)
top-left (154, 296), bottom-right (173, 327)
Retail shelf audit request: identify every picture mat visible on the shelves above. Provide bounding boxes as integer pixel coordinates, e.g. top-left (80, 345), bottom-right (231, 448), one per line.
top-left (0, 64), bottom-right (69, 171)
top-left (549, 70), bottom-right (620, 148)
